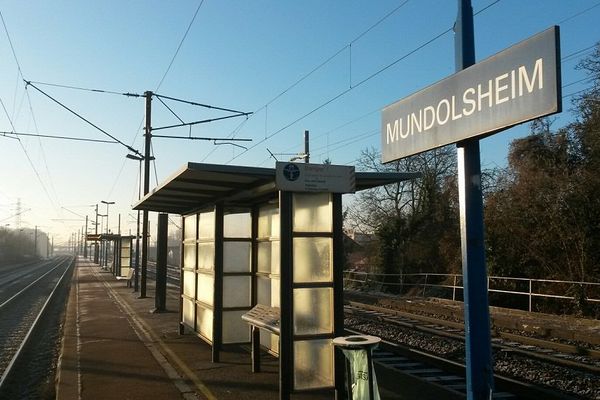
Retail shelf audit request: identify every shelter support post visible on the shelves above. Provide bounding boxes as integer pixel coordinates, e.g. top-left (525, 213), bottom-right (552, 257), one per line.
top-left (154, 213), bottom-right (168, 312)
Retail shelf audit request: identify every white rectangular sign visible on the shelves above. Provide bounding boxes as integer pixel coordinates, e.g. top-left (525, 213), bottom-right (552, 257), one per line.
top-left (275, 162), bottom-right (356, 193)
top-left (381, 26), bottom-right (561, 163)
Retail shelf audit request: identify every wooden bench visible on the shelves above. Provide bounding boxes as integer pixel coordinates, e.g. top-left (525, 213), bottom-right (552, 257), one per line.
top-left (241, 304), bottom-right (280, 372)
top-left (116, 268), bottom-right (134, 287)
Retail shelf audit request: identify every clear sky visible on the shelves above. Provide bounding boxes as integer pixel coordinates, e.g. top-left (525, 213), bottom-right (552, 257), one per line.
top-left (1, 0), bottom-right (599, 245)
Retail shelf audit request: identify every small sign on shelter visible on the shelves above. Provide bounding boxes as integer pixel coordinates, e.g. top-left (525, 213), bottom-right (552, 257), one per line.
top-left (275, 162), bottom-right (356, 193)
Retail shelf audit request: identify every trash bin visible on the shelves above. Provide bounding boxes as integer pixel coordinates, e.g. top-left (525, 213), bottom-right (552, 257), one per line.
top-left (333, 335), bottom-right (381, 400)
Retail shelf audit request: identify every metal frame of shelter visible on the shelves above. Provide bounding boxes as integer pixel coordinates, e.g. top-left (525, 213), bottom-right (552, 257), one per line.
top-left (134, 162), bottom-right (418, 399)
top-left (87, 233), bottom-right (135, 278)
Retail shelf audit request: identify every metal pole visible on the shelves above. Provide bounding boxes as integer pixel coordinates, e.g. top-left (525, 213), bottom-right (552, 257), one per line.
top-left (141, 91), bottom-right (152, 298)
top-left (304, 130), bottom-right (309, 163)
top-left (154, 213), bottom-right (168, 312)
top-left (34, 225), bottom-right (38, 258)
top-left (84, 215), bottom-right (88, 258)
top-left (455, 1), bottom-right (494, 399)
top-left (94, 204), bottom-right (99, 264)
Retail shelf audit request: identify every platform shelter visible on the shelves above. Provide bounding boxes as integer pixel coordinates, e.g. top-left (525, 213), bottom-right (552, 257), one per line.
top-left (134, 162), bottom-right (418, 399)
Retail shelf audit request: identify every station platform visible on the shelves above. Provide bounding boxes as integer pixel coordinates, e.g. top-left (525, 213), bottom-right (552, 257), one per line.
top-left (55, 258), bottom-right (403, 400)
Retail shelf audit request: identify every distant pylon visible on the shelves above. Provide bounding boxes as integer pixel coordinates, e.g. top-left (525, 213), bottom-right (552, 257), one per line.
top-left (16, 198), bottom-right (21, 229)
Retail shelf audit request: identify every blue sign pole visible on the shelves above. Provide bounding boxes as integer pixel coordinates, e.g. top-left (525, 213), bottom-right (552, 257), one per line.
top-left (455, 1), bottom-right (494, 399)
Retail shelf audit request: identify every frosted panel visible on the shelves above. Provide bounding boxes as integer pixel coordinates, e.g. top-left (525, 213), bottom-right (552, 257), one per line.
top-left (293, 237), bottom-right (332, 283)
top-left (260, 331), bottom-right (279, 354)
top-left (198, 210), bottom-right (215, 239)
top-left (257, 276), bottom-right (271, 306)
top-left (294, 339), bottom-right (333, 390)
top-left (258, 205), bottom-right (279, 238)
top-left (223, 276), bottom-right (251, 308)
top-left (196, 305), bottom-right (213, 342)
top-left (271, 241), bottom-right (280, 275)
top-left (197, 273), bottom-right (214, 305)
top-left (257, 242), bottom-right (271, 273)
top-left (182, 298), bottom-right (195, 328)
top-left (121, 267), bottom-right (131, 277)
top-left (121, 258), bottom-right (130, 267)
top-left (293, 193), bottom-right (332, 232)
top-left (183, 270), bottom-right (195, 297)
top-left (183, 243), bottom-right (196, 269)
top-left (293, 288), bottom-right (333, 335)
top-left (271, 278), bottom-right (280, 308)
top-left (184, 214), bottom-right (197, 240)
top-left (222, 310), bottom-right (250, 344)
top-left (224, 212), bottom-right (251, 238)
top-left (223, 242), bottom-right (251, 273)
top-left (197, 243), bottom-right (214, 271)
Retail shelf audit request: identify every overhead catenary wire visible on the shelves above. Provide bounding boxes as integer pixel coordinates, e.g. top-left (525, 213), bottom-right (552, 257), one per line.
top-left (227, 0), bottom-right (504, 164)
top-left (0, 131), bottom-right (118, 143)
top-left (24, 81), bottom-right (143, 157)
top-left (155, 0), bottom-right (205, 92)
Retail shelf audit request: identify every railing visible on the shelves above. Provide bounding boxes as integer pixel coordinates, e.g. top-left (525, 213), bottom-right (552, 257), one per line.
top-left (343, 271), bottom-right (600, 313)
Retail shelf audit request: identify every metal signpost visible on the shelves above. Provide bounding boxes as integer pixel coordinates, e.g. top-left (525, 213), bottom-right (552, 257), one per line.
top-left (380, 1), bottom-right (561, 399)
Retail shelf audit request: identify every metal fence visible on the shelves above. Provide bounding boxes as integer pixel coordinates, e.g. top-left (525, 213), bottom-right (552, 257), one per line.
top-left (343, 271), bottom-right (600, 313)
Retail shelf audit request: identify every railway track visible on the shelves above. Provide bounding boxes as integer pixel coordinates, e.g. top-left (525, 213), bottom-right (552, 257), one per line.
top-left (345, 301), bottom-right (599, 399)
top-left (0, 256), bottom-right (74, 397)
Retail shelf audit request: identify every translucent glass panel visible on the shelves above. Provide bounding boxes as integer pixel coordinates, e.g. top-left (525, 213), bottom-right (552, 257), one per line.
top-left (197, 243), bottom-right (214, 271)
top-left (223, 241), bottom-right (251, 273)
top-left (183, 270), bottom-right (195, 297)
top-left (257, 241), bottom-right (280, 275)
top-left (196, 273), bottom-right (214, 306)
top-left (293, 339), bottom-right (333, 390)
top-left (182, 298), bottom-right (195, 328)
top-left (293, 237), bottom-right (332, 283)
top-left (222, 310), bottom-right (250, 344)
top-left (183, 243), bottom-right (196, 269)
top-left (224, 212), bottom-right (251, 238)
top-left (293, 288), bottom-right (333, 335)
top-left (223, 276), bottom-right (251, 308)
top-left (198, 210), bottom-right (215, 239)
top-left (256, 276), bottom-right (271, 306)
top-left (121, 257), bottom-right (130, 267)
top-left (271, 278), bottom-right (280, 308)
top-left (293, 193), bottom-right (332, 233)
top-left (260, 331), bottom-right (279, 355)
top-left (196, 305), bottom-right (213, 342)
top-left (184, 214), bottom-right (197, 241)
top-left (258, 205), bottom-right (279, 238)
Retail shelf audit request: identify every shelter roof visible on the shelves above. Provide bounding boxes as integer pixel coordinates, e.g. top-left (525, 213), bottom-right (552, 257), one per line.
top-left (133, 162), bottom-right (420, 215)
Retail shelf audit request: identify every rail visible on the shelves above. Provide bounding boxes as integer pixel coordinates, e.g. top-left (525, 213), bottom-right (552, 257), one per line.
top-left (343, 271), bottom-right (600, 313)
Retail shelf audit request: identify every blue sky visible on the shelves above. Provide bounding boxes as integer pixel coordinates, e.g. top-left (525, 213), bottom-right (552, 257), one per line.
top-left (1, 0), bottom-right (599, 244)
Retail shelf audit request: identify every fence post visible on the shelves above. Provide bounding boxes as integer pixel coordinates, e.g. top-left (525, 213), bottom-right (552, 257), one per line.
top-left (423, 274), bottom-right (428, 297)
top-left (529, 279), bottom-right (532, 312)
top-left (453, 275), bottom-right (457, 301)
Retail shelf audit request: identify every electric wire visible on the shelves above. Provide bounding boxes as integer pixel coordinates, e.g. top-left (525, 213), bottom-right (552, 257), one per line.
top-left (24, 81), bottom-right (143, 157)
top-left (155, 0), bottom-right (205, 92)
top-left (557, 1), bottom-right (600, 25)
top-left (2, 9), bottom-right (62, 209)
top-left (229, 0), bottom-right (504, 164)
top-left (0, 131), bottom-right (118, 143)
top-left (25, 80), bottom-right (141, 97)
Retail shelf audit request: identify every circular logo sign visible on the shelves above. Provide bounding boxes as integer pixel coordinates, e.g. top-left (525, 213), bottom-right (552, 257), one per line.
top-left (282, 163), bottom-right (300, 181)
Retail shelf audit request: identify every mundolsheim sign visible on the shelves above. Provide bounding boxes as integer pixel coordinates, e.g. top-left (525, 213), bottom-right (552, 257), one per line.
top-left (381, 26), bottom-right (561, 163)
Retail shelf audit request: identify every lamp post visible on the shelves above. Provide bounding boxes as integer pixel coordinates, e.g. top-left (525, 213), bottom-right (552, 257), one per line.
top-left (126, 153), bottom-right (154, 293)
top-left (101, 200), bottom-right (115, 234)
top-left (97, 213), bottom-right (107, 268)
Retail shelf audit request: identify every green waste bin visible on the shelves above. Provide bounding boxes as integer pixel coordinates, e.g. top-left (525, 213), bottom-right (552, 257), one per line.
top-left (333, 335), bottom-right (381, 400)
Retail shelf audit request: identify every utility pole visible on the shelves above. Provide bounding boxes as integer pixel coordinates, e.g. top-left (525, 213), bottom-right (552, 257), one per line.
top-left (34, 225), bottom-right (38, 258)
top-left (141, 91), bottom-right (153, 298)
top-left (94, 204), bottom-right (99, 263)
top-left (304, 130), bottom-right (309, 163)
top-left (84, 215), bottom-right (88, 258)
top-left (455, 1), bottom-right (494, 399)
